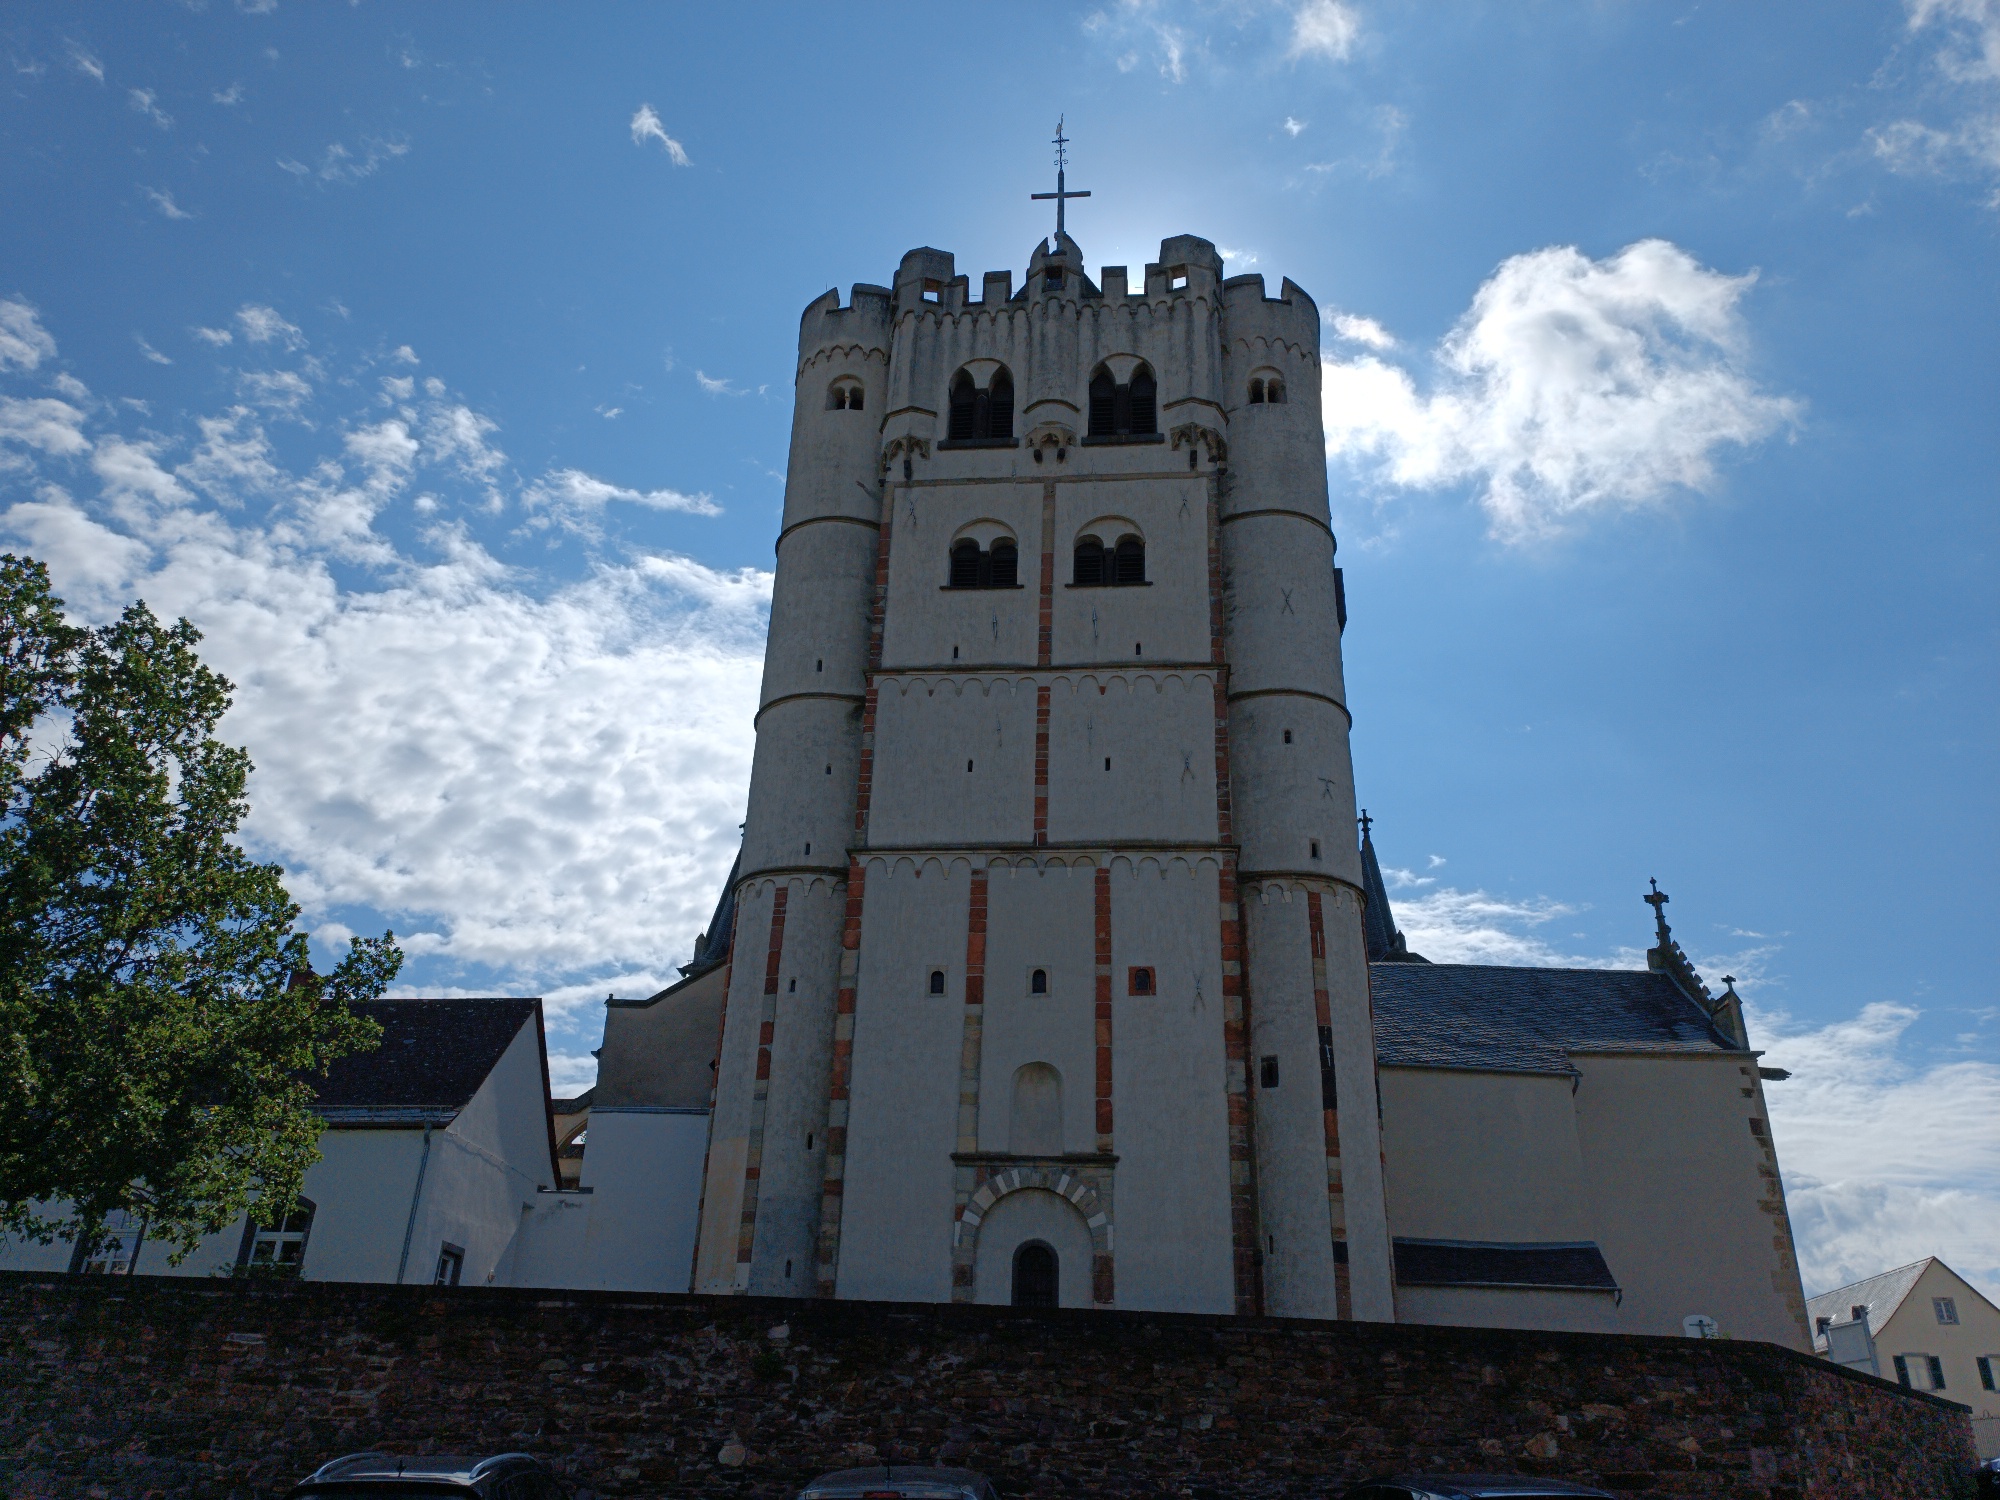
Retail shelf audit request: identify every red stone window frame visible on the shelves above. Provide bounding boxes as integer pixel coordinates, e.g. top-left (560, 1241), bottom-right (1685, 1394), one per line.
top-left (1126, 966), bottom-right (1155, 997)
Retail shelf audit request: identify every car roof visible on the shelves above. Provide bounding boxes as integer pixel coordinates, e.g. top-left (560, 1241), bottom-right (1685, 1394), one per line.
top-left (1367, 1478), bottom-right (1615, 1499)
top-left (800, 1466), bottom-right (992, 1494)
top-left (296, 1453), bottom-right (541, 1487)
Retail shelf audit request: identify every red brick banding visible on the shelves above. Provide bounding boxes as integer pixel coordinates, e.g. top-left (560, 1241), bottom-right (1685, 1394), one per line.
top-left (1307, 887), bottom-right (1350, 1320)
top-left (1093, 866), bottom-right (1113, 1147)
top-left (734, 884), bottom-right (792, 1272)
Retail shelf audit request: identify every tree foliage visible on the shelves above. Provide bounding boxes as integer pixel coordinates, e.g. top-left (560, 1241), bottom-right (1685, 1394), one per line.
top-left (0, 554), bottom-right (397, 1262)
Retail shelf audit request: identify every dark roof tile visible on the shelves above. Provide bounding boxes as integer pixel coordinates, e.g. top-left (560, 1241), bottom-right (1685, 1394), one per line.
top-left (311, 999), bottom-right (538, 1113)
top-left (1371, 963), bottom-right (1738, 1075)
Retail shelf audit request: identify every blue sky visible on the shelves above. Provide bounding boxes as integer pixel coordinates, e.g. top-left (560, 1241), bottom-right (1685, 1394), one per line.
top-left (2, 1), bottom-right (1994, 1298)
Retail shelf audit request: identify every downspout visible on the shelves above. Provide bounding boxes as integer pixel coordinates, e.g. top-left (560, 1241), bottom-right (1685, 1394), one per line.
top-left (394, 1123), bottom-right (434, 1285)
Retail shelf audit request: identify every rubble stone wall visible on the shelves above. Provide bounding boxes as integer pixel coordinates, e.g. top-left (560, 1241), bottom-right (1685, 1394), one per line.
top-left (0, 1273), bottom-right (1977, 1499)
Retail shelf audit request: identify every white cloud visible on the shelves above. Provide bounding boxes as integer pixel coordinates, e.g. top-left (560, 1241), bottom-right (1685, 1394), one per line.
top-left (239, 368), bottom-right (314, 414)
top-left (68, 45), bottom-right (103, 83)
top-left (524, 468), bottom-right (722, 533)
top-left (0, 299), bottom-right (58, 372)
top-left (213, 83), bottom-right (243, 106)
top-left (91, 437), bottom-right (194, 509)
top-left (143, 187), bottom-right (192, 220)
top-left (1753, 997), bottom-right (2000, 1304)
top-left (1219, 246), bottom-right (1259, 267)
top-left (391, 344), bottom-right (419, 365)
top-left (345, 419), bottom-right (421, 484)
top-left (694, 370), bottom-right (744, 396)
top-left (236, 303), bottom-right (305, 349)
top-left (178, 408), bottom-right (282, 502)
top-left (192, 325), bottom-right (234, 347)
top-left (424, 403), bottom-right (506, 485)
top-left (0, 397), bottom-right (89, 462)
top-left (128, 87), bottom-right (172, 129)
top-left (51, 373), bottom-right (89, 401)
top-left (134, 335), bottom-right (173, 365)
top-left (1330, 311), bottom-right (1396, 349)
top-left (1324, 239), bottom-right (1802, 541)
top-left (318, 136), bottom-right (409, 183)
top-left (1284, 116), bottom-right (1308, 137)
top-left (629, 104), bottom-right (690, 165)
top-left (1392, 882), bottom-right (1599, 967)
top-left (1288, 0), bottom-right (1359, 62)
top-left (1872, 0), bottom-right (2000, 203)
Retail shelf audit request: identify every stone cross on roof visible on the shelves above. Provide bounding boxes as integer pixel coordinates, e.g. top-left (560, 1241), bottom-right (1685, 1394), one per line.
top-left (1030, 116), bottom-right (1091, 237)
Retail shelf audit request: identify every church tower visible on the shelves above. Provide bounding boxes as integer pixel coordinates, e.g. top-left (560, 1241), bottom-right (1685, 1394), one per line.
top-left (690, 225), bottom-right (1396, 1322)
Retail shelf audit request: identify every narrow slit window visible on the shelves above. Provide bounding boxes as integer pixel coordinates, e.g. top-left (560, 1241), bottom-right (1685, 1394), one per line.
top-left (1310, 839), bottom-right (1321, 860)
top-left (1260, 1056), bottom-right (1280, 1089)
top-left (1030, 968), bottom-right (1048, 995)
top-left (929, 969), bottom-right (946, 996)
top-left (788, 978), bottom-right (797, 993)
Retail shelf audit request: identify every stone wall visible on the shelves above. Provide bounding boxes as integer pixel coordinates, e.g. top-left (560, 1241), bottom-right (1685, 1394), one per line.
top-left (0, 1273), bottom-right (1977, 1500)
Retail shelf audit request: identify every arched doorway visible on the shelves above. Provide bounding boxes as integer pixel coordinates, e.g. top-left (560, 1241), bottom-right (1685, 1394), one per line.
top-left (1012, 1240), bottom-right (1058, 1307)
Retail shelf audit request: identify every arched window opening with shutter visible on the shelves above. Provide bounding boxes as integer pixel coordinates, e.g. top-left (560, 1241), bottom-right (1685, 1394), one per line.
top-left (1086, 362), bottom-right (1159, 439)
top-left (946, 528), bottom-right (1021, 590)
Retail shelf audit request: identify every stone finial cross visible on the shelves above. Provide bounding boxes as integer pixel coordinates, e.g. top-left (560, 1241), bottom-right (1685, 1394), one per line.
top-left (1030, 116), bottom-right (1092, 237)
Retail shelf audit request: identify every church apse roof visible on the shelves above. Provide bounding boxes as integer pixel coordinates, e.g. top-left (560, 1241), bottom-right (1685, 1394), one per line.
top-left (1370, 963), bottom-right (1743, 1076)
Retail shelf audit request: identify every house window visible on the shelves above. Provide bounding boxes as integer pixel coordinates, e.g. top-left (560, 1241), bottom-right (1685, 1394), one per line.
top-left (828, 379), bottom-right (864, 411)
top-left (71, 1210), bottom-right (145, 1276)
top-left (946, 535), bottom-right (1018, 589)
top-left (1894, 1354), bottom-right (1946, 1391)
top-left (1851, 1303), bottom-right (1870, 1323)
top-left (1934, 1296), bottom-right (1959, 1325)
top-left (1073, 532), bottom-right (1144, 586)
top-left (1030, 968), bottom-right (1048, 995)
top-left (1012, 1240), bottom-right (1058, 1308)
top-left (434, 1243), bottom-right (465, 1286)
top-left (1978, 1355), bottom-right (1995, 1391)
top-left (1260, 1055), bottom-right (1280, 1089)
top-left (928, 968), bottom-right (946, 996)
top-left (239, 1197), bottom-right (315, 1275)
top-left (946, 367), bottom-right (1013, 441)
top-left (1086, 363), bottom-right (1157, 438)
top-left (1127, 966), bottom-right (1155, 996)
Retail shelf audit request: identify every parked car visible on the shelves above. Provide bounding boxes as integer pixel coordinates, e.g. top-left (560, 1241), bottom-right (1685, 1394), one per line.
top-left (1342, 1479), bottom-right (1616, 1500)
top-left (287, 1452), bottom-right (569, 1499)
top-left (797, 1466), bottom-right (999, 1500)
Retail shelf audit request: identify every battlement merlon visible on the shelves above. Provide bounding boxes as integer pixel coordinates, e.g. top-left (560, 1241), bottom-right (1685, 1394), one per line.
top-left (1221, 273), bottom-right (1323, 358)
top-left (797, 283), bottom-right (893, 364)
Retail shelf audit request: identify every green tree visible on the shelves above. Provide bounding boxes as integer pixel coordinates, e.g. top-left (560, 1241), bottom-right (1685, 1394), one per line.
top-left (0, 554), bottom-right (396, 1263)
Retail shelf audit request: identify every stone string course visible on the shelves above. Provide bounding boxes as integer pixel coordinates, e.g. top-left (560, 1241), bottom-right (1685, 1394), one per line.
top-left (0, 1274), bottom-right (1976, 1500)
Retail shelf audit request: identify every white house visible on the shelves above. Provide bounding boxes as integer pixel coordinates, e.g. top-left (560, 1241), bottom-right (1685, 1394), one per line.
top-left (1810, 1258), bottom-right (2000, 1458)
top-left (0, 997), bottom-right (565, 1287)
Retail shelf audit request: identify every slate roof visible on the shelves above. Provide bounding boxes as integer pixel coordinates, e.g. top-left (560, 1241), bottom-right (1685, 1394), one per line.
top-left (1394, 1238), bottom-right (1620, 1292)
top-left (310, 998), bottom-right (539, 1118)
top-left (681, 848), bottom-right (740, 978)
top-left (1370, 963), bottom-right (1741, 1076)
top-left (1805, 1258), bottom-right (1934, 1351)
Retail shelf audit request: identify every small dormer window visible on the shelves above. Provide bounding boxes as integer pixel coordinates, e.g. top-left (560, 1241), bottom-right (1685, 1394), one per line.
top-left (922, 279), bottom-right (942, 303)
top-left (1169, 266), bottom-right (1189, 290)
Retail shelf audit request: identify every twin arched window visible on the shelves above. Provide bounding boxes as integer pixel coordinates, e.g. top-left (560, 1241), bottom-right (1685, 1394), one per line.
top-left (948, 367), bottom-right (1013, 441)
top-left (1248, 371), bottom-right (1287, 405)
top-left (828, 379), bottom-right (864, 411)
top-left (948, 535), bottom-right (1019, 589)
top-left (1088, 363), bottom-right (1157, 439)
top-left (1073, 533), bottom-right (1145, 586)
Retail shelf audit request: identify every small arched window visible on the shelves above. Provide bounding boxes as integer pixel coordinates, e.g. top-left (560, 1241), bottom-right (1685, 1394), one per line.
top-left (928, 968), bottom-right (947, 996)
top-left (946, 366), bottom-right (1014, 442)
top-left (1247, 368), bottom-right (1286, 406)
top-left (1086, 363), bottom-right (1158, 439)
top-left (828, 379), bottom-right (864, 411)
top-left (1030, 968), bottom-right (1048, 995)
top-left (1013, 1240), bottom-right (1058, 1308)
top-left (947, 532), bottom-right (1020, 589)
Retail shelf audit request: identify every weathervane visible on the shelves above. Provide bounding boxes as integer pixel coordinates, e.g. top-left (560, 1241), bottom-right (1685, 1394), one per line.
top-left (1030, 115), bottom-right (1091, 237)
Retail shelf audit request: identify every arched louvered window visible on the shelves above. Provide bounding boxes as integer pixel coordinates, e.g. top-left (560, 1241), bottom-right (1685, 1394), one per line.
top-left (988, 539), bottom-right (1018, 588)
top-left (1127, 367), bottom-right (1156, 434)
top-left (984, 368), bottom-right (1013, 439)
top-left (1072, 535), bottom-right (1106, 586)
top-left (1265, 376), bottom-right (1285, 404)
top-left (1087, 364), bottom-right (1157, 438)
top-left (1248, 378), bottom-right (1266, 405)
top-left (1088, 368), bottom-right (1117, 437)
top-left (949, 538), bottom-right (982, 588)
top-left (1113, 535), bottom-right (1146, 585)
top-left (948, 372), bottom-right (979, 441)
top-left (947, 533), bottom-right (1020, 589)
